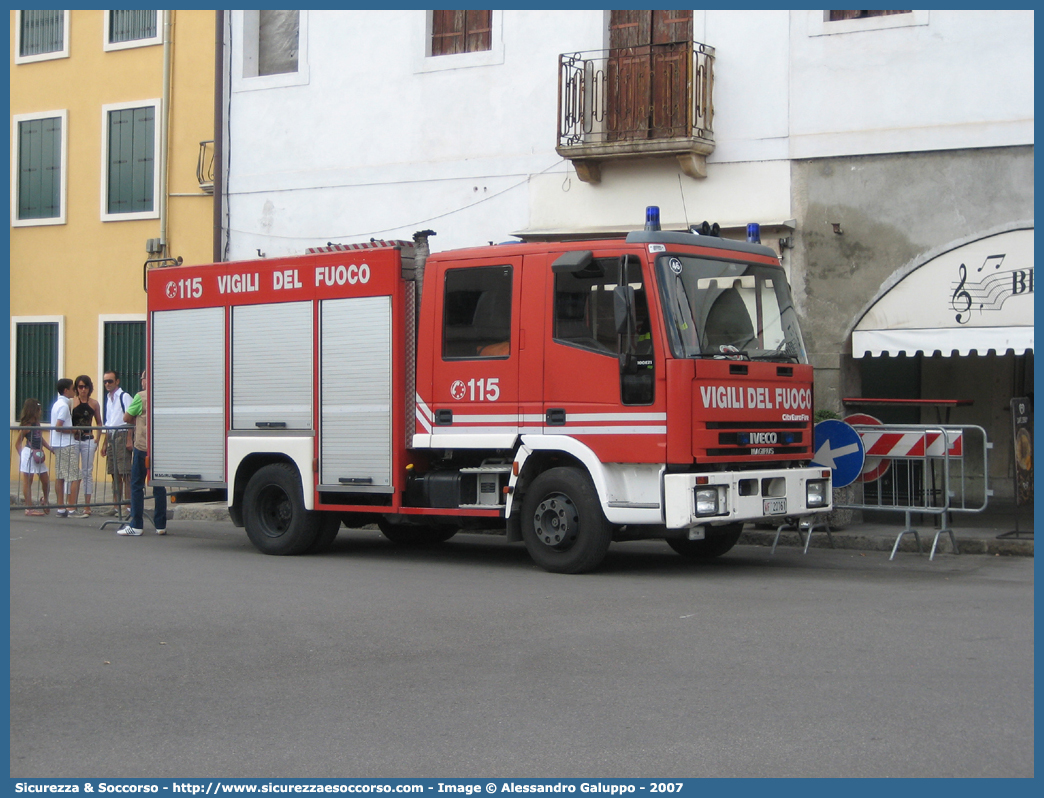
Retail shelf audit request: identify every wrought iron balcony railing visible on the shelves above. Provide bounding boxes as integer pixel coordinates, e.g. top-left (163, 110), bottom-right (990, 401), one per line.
top-left (197, 140), bottom-right (215, 194)
top-left (557, 43), bottom-right (715, 183)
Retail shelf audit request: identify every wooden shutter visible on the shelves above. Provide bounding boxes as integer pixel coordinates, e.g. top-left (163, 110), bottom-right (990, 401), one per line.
top-left (107, 107), bottom-right (155, 214)
top-left (20, 10), bottom-right (63, 57)
top-left (103, 321), bottom-right (146, 399)
top-left (829, 10), bottom-right (912, 22)
top-left (15, 323), bottom-right (58, 422)
top-left (608, 10), bottom-right (692, 141)
top-left (432, 10), bottom-right (491, 56)
top-left (18, 117), bottom-right (61, 220)
top-left (109, 10), bottom-right (157, 43)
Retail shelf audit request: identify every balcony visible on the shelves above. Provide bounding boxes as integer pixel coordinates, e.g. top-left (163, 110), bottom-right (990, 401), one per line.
top-left (556, 43), bottom-right (715, 184)
top-left (197, 140), bottom-right (215, 194)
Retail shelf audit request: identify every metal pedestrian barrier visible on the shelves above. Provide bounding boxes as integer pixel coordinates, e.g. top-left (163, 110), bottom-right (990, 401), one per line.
top-left (838, 424), bottom-right (992, 560)
top-left (10, 423), bottom-right (138, 520)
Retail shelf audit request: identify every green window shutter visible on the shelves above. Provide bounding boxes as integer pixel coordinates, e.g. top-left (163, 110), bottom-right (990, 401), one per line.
top-left (103, 321), bottom-right (146, 399)
top-left (15, 323), bottom-right (59, 423)
top-left (20, 10), bottom-right (64, 57)
top-left (18, 117), bottom-right (61, 220)
top-left (109, 10), bottom-right (157, 43)
top-left (107, 107), bottom-right (155, 215)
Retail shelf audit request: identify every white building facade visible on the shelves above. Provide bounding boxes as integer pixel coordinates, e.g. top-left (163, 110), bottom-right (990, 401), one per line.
top-left (220, 10), bottom-right (1033, 497)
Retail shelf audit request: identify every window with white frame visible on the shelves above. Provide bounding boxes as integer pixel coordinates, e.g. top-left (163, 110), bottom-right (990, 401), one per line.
top-left (101, 99), bottom-right (161, 221)
top-left (11, 317), bottom-right (63, 423)
top-left (15, 10), bottom-right (69, 64)
top-left (11, 110), bottom-right (67, 226)
top-left (809, 9), bottom-right (928, 35)
top-left (103, 10), bottom-right (161, 51)
top-left (416, 10), bottom-right (503, 73)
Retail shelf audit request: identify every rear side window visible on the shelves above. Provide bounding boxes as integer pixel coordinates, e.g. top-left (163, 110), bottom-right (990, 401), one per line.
top-left (442, 265), bottom-right (512, 359)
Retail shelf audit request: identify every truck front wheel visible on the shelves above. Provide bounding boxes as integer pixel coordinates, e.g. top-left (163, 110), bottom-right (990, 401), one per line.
top-left (666, 523), bottom-right (744, 559)
top-left (243, 463), bottom-right (322, 555)
top-left (521, 467), bottom-right (612, 574)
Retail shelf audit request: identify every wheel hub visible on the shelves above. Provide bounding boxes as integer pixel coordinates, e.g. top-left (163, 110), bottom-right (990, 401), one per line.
top-left (533, 494), bottom-right (579, 548)
top-left (259, 486), bottom-right (292, 537)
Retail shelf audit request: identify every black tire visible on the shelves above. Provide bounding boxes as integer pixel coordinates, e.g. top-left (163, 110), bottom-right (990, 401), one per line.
top-left (666, 522), bottom-right (744, 559)
top-left (377, 517), bottom-right (458, 546)
top-left (521, 467), bottom-right (612, 573)
top-left (242, 463), bottom-right (322, 555)
top-left (305, 512), bottom-right (343, 554)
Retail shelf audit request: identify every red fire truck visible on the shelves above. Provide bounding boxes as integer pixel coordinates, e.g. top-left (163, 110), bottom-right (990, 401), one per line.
top-left (147, 210), bottom-right (830, 572)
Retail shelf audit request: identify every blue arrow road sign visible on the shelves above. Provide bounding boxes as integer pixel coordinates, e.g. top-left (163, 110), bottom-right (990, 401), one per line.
top-left (812, 419), bottom-right (866, 488)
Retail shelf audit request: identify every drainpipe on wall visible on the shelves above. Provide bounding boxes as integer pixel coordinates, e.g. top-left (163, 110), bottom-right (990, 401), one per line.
top-left (213, 10), bottom-right (225, 262)
top-left (159, 10), bottom-right (172, 257)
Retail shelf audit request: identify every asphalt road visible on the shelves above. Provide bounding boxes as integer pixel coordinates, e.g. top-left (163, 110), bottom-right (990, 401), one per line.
top-left (9, 513), bottom-right (1034, 778)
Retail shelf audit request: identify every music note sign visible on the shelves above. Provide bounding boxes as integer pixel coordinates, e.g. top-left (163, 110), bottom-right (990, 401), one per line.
top-left (949, 253), bottom-right (1033, 324)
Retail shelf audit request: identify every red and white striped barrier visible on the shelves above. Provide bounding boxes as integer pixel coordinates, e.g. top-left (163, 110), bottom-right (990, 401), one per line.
top-left (859, 429), bottom-right (963, 459)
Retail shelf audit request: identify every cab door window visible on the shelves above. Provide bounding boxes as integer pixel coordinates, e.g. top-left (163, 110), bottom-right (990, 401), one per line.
top-left (553, 255), bottom-right (653, 405)
top-left (442, 265), bottom-right (512, 359)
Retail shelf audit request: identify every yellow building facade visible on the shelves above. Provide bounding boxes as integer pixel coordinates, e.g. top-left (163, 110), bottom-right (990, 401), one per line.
top-left (10, 10), bottom-right (215, 423)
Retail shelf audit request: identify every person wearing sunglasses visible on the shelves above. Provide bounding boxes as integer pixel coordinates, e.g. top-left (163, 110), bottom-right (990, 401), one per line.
top-left (70, 375), bottom-right (103, 517)
top-left (100, 371), bottom-right (132, 516)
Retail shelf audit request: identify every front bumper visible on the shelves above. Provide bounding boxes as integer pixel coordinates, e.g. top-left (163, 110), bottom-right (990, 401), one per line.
top-left (663, 466), bottom-right (831, 529)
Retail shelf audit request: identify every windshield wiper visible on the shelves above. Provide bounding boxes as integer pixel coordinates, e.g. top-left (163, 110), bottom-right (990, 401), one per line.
top-left (749, 339), bottom-right (799, 362)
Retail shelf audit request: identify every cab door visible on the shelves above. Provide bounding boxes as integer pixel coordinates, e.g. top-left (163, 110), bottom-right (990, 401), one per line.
top-left (542, 251), bottom-right (664, 464)
top-left (429, 257), bottom-right (523, 447)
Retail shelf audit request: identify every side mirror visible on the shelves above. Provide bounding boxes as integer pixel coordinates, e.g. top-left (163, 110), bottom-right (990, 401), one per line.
top-left (613, 285), bottom-right (636, 334)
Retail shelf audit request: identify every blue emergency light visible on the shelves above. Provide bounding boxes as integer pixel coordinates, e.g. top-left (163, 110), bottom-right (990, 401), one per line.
top-left (645, 206), bottom-right (661, 231)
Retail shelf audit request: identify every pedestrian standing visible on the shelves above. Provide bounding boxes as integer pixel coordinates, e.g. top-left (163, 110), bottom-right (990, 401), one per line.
top-left (100, 370), bottom-right (132, 516)
top-left (16, 398), bottom-right (52, 515)
top-left (117, 372), bottom-right (166, 536)
top-left (70, 375), bottom-right (103, 517)
top-left (50, 378), bottom-right (77, 517)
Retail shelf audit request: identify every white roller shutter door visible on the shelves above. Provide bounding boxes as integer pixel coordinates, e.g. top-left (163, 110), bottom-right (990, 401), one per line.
top-left (320, 296), bottom-right (392, 491)
top-left (151, 307), bottom-right (225, 483)
top-left (232, 301), bottom-right (313, 430)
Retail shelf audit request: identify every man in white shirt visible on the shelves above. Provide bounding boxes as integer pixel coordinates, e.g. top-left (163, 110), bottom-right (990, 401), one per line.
top-left (100, 370), bottom-right (132, 515)
top-left (50, 379), bottom-right (76, 517)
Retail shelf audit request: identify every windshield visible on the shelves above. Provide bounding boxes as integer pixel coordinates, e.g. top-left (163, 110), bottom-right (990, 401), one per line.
top-left (655, 254), bottom-right (807, 362)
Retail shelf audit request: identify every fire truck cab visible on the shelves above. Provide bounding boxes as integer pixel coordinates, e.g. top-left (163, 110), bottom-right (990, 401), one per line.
top-left (147, 219), bottom-right (830, 573)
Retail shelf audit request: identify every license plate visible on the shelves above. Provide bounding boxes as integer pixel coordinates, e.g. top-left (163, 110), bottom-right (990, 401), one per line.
top-left (764, 498), bottom-right (787, 515)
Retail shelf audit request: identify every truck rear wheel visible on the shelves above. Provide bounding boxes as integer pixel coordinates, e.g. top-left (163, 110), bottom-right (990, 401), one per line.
top-left (521, 467), bottom-right (612, 574)
top-left (243, 463), bottom-right (321, 555)
top-left (666, 523), bottom-right (744, 559)
top-left (377, 518), bottom-right (458, 546)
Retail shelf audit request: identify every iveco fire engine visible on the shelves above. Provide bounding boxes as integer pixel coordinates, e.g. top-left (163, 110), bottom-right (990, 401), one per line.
top-left (146, 208), bottom-right (830, 572)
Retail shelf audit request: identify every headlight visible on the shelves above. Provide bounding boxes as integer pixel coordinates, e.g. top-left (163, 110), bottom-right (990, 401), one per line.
top-left (695, 487), bottom-right (721, 516)
top-left (806, 479), bottom-right (828, 508)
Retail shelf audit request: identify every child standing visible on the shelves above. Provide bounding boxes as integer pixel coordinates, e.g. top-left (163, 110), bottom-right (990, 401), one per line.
top-left (17, 398), bottom-right (52, 515)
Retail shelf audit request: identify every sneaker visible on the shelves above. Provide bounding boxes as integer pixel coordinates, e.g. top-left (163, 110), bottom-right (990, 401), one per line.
top-left (116, 525), bottom-right (143, 536)
top-left (155, 528), bottom-right (166, 536)
top-left (99, 507), bottom-right (117, 517)
top-left (56, 509), bottom-right (68, 518)
top-left (74, 511), bottom-right (91, 518)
